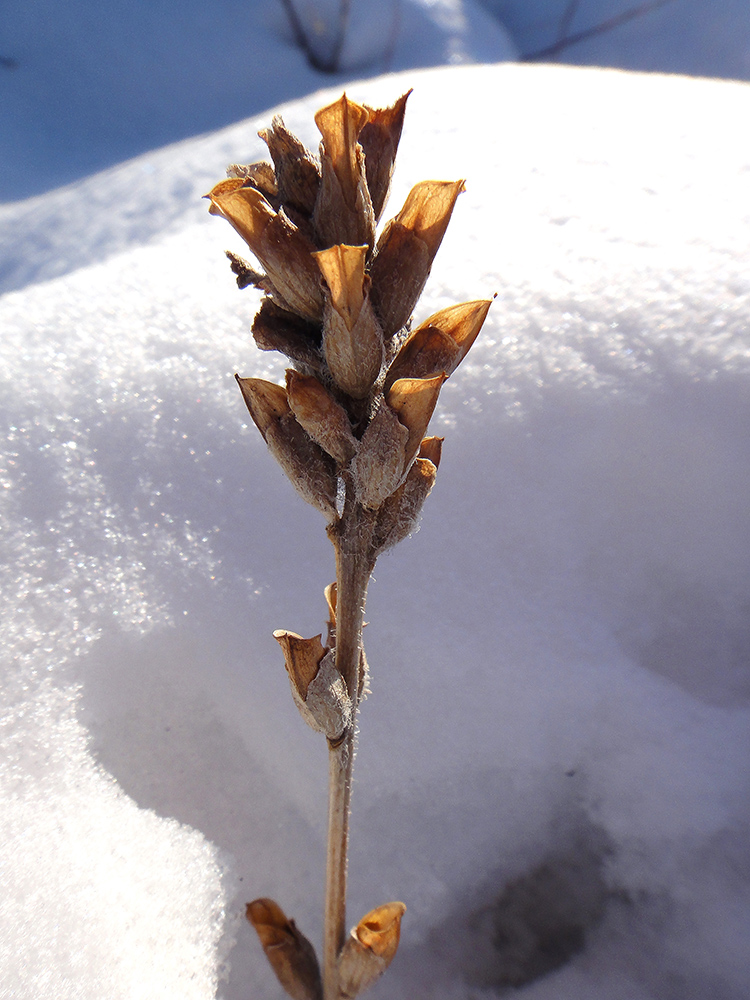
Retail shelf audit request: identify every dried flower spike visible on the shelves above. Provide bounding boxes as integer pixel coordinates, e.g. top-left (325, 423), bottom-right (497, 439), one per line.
top-left (209, 89), bottom-right (490, 1000)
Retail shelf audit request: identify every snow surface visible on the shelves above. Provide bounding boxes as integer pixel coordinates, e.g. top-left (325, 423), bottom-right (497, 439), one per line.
top-left (2, 56), bottom-right (750, 1000)
top-left (480, 0), bottom-right (750, 80)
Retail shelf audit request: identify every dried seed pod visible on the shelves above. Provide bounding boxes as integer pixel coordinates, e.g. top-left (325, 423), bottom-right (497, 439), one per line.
top-left (315, 244), bottom-right (384, 398)
top-left (246, 898), bottom-right (322, 1000)
top-left (371, 453), bottom-right (439, 557)
top-left (369, 179), bottom-right (465, 337)
top-left (338, 902), bottom-right (406, 999)
top-left (251, 299), bottom-right (323, 371)
top-left (274, 631), bottom-right (352, 740)
top-left (385, 374), bottom-right (446, 472)
top-left (286, 370), bottom-right (358, 466)
top-left (236, 376), bottom-right (338, 518)
top-left (384, 298), bottom-right (492, 389)
top-left (226, 161), bottom-right (279, 204)
top-left (313, 94), bottom-right (375, 249)
top-left (259, 116), bottom-right (320, 216)
top-left (206, 182), bottom-right (323, 321)
top-left (359, 91), bottom-right (411, 222)
top-left (351, 402), bottom-right (409, 511)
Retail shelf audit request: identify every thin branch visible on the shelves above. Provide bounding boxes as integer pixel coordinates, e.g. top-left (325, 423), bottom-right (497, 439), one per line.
top-left (278, 0), bottom-right (351, 73)
top-left (382, 0), bottom-right (403, 72)
top-left (557, 0), bottom-right (580, 44)
top-left (521, 0), bottom-right (677, 61)
top-left (328, 0), bottom-right (353, 75)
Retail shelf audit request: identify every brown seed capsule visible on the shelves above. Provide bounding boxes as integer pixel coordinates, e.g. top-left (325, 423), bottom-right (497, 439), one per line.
top-left (351, 402), bottom-right (409, 511)
top-left (385, 374), bottom-right (446, 473)
top-left (205, 182), bottom-right (323, 321)
top-left (313, 94), bottom-right (375, 249)
top-left (359, 90), bottom-right (411, 222)
top-left (338, 902), bottom-right (406, 999)
top-left (286, 370), bottom-right (358, 466)
top-left (235, 375), bottom-right (290, 440)
top-left (371, 454), bottom-right (439, 557)
top-left (246, 898), bottom-right (322, 1000)
top-left (236, 376), bottom-right (338, 518)
top-left (314, 244), bottom-right (384, 398)
top-left (369, 179), bottom-right (466, 337)
top-left (259, 116), bottom-right (321, 217)
top-left (274, 631), bottom-right (352, 739)
top-left (251, 299), bottom-right (323, 371)
top-left (384, 298), bottom-right (492, 389)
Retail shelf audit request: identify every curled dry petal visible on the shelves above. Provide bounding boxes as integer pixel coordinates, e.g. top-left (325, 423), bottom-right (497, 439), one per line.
top-left (259, 115), bottom-right (320, 216)
top-left (338, 902), bottom-right (406, 1000)
top-left (385, 374), bottom-right (446, 472)
top-left (352, 403), bottom-right (409, 511)
top-left (236, 376), bottom-right (338, 518)
top-left (359, 91), bottom-right (411, 222)
top-left (313, 94), bottom-right (375, 248)
top-left (315, 244), bottom-right (384, 398)
top-left (286, 370), bottom-right (358, 466)
top-left (384, 298), bottom-right (493, 389)
top-left (206, 182), bottom-right (323, 321)
top-left (274, 630), bottom-right (326, 699)
top-left (235, 375), bottom-right (289, 440)
top-left (417, 435), bottom-right (443, 469)
top-left (246, 898), bottom-right (322, 1000)
top-left (369, 179), bottom-right (466, 337)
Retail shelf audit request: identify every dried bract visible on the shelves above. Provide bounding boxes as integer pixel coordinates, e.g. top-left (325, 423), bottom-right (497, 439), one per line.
top-left (314, 94), bottom-right (375, 249)
top-left (315, 244), bottom-right (384, 398)
top-left (359, 90), bottom-right (411, 222)
top-left (247, 898), bottom-right (323, 1000)
top-left (236, 376), bottom-right (338, 518)
top-left (369, 179), bottom-right (466, 337)
top-left (385, 298), bottom-right (493, 389)
top-left (274, 630), bottom-right (352, 740)
top-left (338, 902), bottom-right (406, 999)
top-left (260, 115), bottom-right (320, 217)
top-left (206, 182), bottom-right (323, 320)
top-left (286, 370), bottom-right (358, 466)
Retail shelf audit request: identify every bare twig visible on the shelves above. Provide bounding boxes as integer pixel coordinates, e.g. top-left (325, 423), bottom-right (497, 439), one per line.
top-left (557, 0), bottom-right (580, 44)
top-left (278, 0), bottom-right (352, 73)
top-left (328, 0), bottom-right (353, 75)
top-left (521, 0), bottom-right (677, 61)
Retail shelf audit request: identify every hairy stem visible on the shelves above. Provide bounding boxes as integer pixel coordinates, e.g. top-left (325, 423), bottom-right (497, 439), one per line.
top-left (323, 502), bottom-right (375, 1000)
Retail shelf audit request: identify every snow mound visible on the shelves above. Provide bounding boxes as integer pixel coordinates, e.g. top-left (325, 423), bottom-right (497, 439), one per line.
top-left (1, 63), bottom-right (749, 999)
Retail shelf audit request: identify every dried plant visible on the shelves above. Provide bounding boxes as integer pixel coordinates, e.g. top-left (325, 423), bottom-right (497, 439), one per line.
top-left (206, 91), bottom-right (491, 1000)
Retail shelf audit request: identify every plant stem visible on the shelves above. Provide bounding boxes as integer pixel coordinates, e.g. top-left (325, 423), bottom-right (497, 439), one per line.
top-left (323, 501), bottom-right (375, 1000)
top-left (323, 734), bottom-right (354, 1000)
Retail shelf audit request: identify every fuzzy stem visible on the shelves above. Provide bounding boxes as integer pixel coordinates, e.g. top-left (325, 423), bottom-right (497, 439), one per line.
top-left (323, 500), bottom-right (375, 1000)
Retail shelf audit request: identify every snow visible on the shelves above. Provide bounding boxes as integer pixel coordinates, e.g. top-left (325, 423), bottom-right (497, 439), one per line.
top-left (2, 6), bottom-right (750, 1000)
top-left (479, 0), bottom-right (750, 80)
